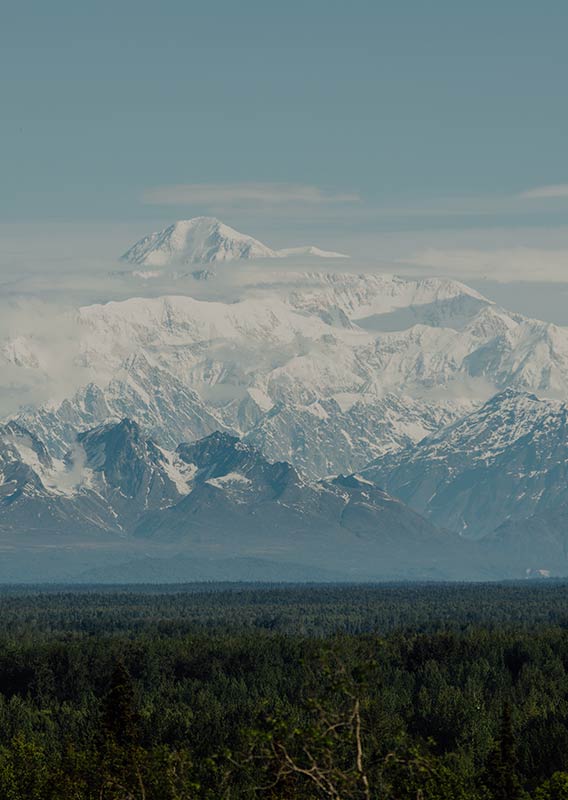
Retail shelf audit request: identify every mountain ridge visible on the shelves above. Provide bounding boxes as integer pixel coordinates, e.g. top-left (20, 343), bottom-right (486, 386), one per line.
top-left (5, 271), bottom-right (568, 479)
top-left (363, 388), bottom-right (568, 539)
top-left (0, 418), bottom-right (483, 582)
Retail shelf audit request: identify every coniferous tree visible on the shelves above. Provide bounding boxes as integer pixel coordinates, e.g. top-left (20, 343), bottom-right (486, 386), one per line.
top-left (103, 660), bottom-right (140, 748)
top-left (100, 660), bottom-right (145, 800)
top-left (485, 701), bottom-right (524, 800)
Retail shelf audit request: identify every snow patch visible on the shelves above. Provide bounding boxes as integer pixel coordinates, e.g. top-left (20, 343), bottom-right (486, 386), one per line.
top-left (206, 472), bottom-right (252, 489)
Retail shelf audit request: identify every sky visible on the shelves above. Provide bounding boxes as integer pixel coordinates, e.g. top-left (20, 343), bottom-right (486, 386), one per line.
top-left (2, 0), bottom-right (568, 293)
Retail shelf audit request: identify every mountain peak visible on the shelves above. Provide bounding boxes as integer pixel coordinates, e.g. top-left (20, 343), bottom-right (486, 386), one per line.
top-left (176, 431), bottom-right (251, 474)
top-left (121, 217), bottom-right (349, 266)
top-left (364, 388), bottom-right (568, 540)
top-left (488, 387), bottom-right (539, 403)
top-left (121, 217), bottom-right (276, 266)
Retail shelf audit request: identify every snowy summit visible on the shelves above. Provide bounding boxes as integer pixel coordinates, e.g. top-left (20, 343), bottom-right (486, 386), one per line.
top-left (121, 217), bottom-right (349, 266)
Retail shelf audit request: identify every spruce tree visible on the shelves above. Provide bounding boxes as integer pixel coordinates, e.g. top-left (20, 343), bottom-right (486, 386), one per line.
top-left (100, 660), bottom-right (145, 799)
top-left (103, 660), bottom-right (140, 748)
top-left (485, 701), bottom-right (524, 800)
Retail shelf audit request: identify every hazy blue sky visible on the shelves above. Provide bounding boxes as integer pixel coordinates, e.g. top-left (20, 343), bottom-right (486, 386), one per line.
top-left (2, 2), bottom-right (567, 213)
top-left (2, 0), bottom-right (568, 287)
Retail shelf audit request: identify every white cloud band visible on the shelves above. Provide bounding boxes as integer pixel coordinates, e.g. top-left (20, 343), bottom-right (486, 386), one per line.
top-left (520, 184), bottom-right (568, 199)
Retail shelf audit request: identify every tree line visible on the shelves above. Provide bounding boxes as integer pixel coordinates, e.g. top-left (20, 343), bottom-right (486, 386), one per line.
top-left (0, 583), bottom-right (567, 797)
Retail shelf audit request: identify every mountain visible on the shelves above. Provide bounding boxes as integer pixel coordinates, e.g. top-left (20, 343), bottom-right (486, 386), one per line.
top-left (486, 506), bottom-right (568, 576)
top-left (121, 217), bottom-right (348, 266)
top-left (244, 394), bottom-right (461, 477)
top-left (0, 420), bottom-right (116, 536)
top-left (0, 420), bottom-right (483, 582)
top-left (15, 357), bottom-right (231, 458)
top-left (282, 272), bottom-right (489, 328)
top-left (3, 263), bottom-right (568, 578)
top-left (122, 217), bottom-right (277, 266)
top-left (135, 431), bottom-right (469, 580)
top-left (0, 418), bottom-right (190, 538)
top-left (76, 418), bottom-right (191, 525)
top-left (363, 389), bottom-right (568, 539)
top-left (5, 281), bottom-right (479, 473)
top-left (7, 271), bottom-right (568, 482)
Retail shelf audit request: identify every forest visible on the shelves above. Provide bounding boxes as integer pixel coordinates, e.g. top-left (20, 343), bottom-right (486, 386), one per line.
top-left (0, 581), bottom-right (568, 798)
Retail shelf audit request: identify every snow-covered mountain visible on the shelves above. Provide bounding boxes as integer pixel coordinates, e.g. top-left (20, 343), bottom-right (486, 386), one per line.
top-left (0, 417), bottom-right (190, 537)
top-left (121, 217), bottom-right (349, 266)
top-left (282, 271), bottom-right (489, 328)
top-left (363, 389), bottom-right (568, 539)
top-left (0, 419), bottom-right (481, 582)
top-left (2, 258), bottom-right (568, 578)
top-left (135, 430), bottom-right (467, 580)
top-left (5, 270), bottom-right (568, 481)
top-left (244, 394), bottom-right (461, 477)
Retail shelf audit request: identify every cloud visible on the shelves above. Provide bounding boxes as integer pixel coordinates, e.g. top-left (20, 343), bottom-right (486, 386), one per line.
top-left (520, 184), bottom-right (568, 199)
top-left (398, 246), bottom-right (568, 283)
top-left (141, 183), bottom-right (361, 207)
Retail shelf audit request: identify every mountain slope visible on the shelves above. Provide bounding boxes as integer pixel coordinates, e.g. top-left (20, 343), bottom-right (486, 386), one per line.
top-left (16, 357), bottom-right (231, 458)
top-left (0, 418), bottom-right (192, 537)
top-left (0, 421), bottom-right (117, 535)
top-left (283, 272), bottom-right (489, 329)
top-left (363, 389), bottom-right (568, 538)
top-left (0, 420), bottom-right (483, 581)
top-left (134, 431), bottom-right (471, 579)
top-left (244, 394), bottom-right (462, 477)
top-left (484, 506), bottom-right (568, 576)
